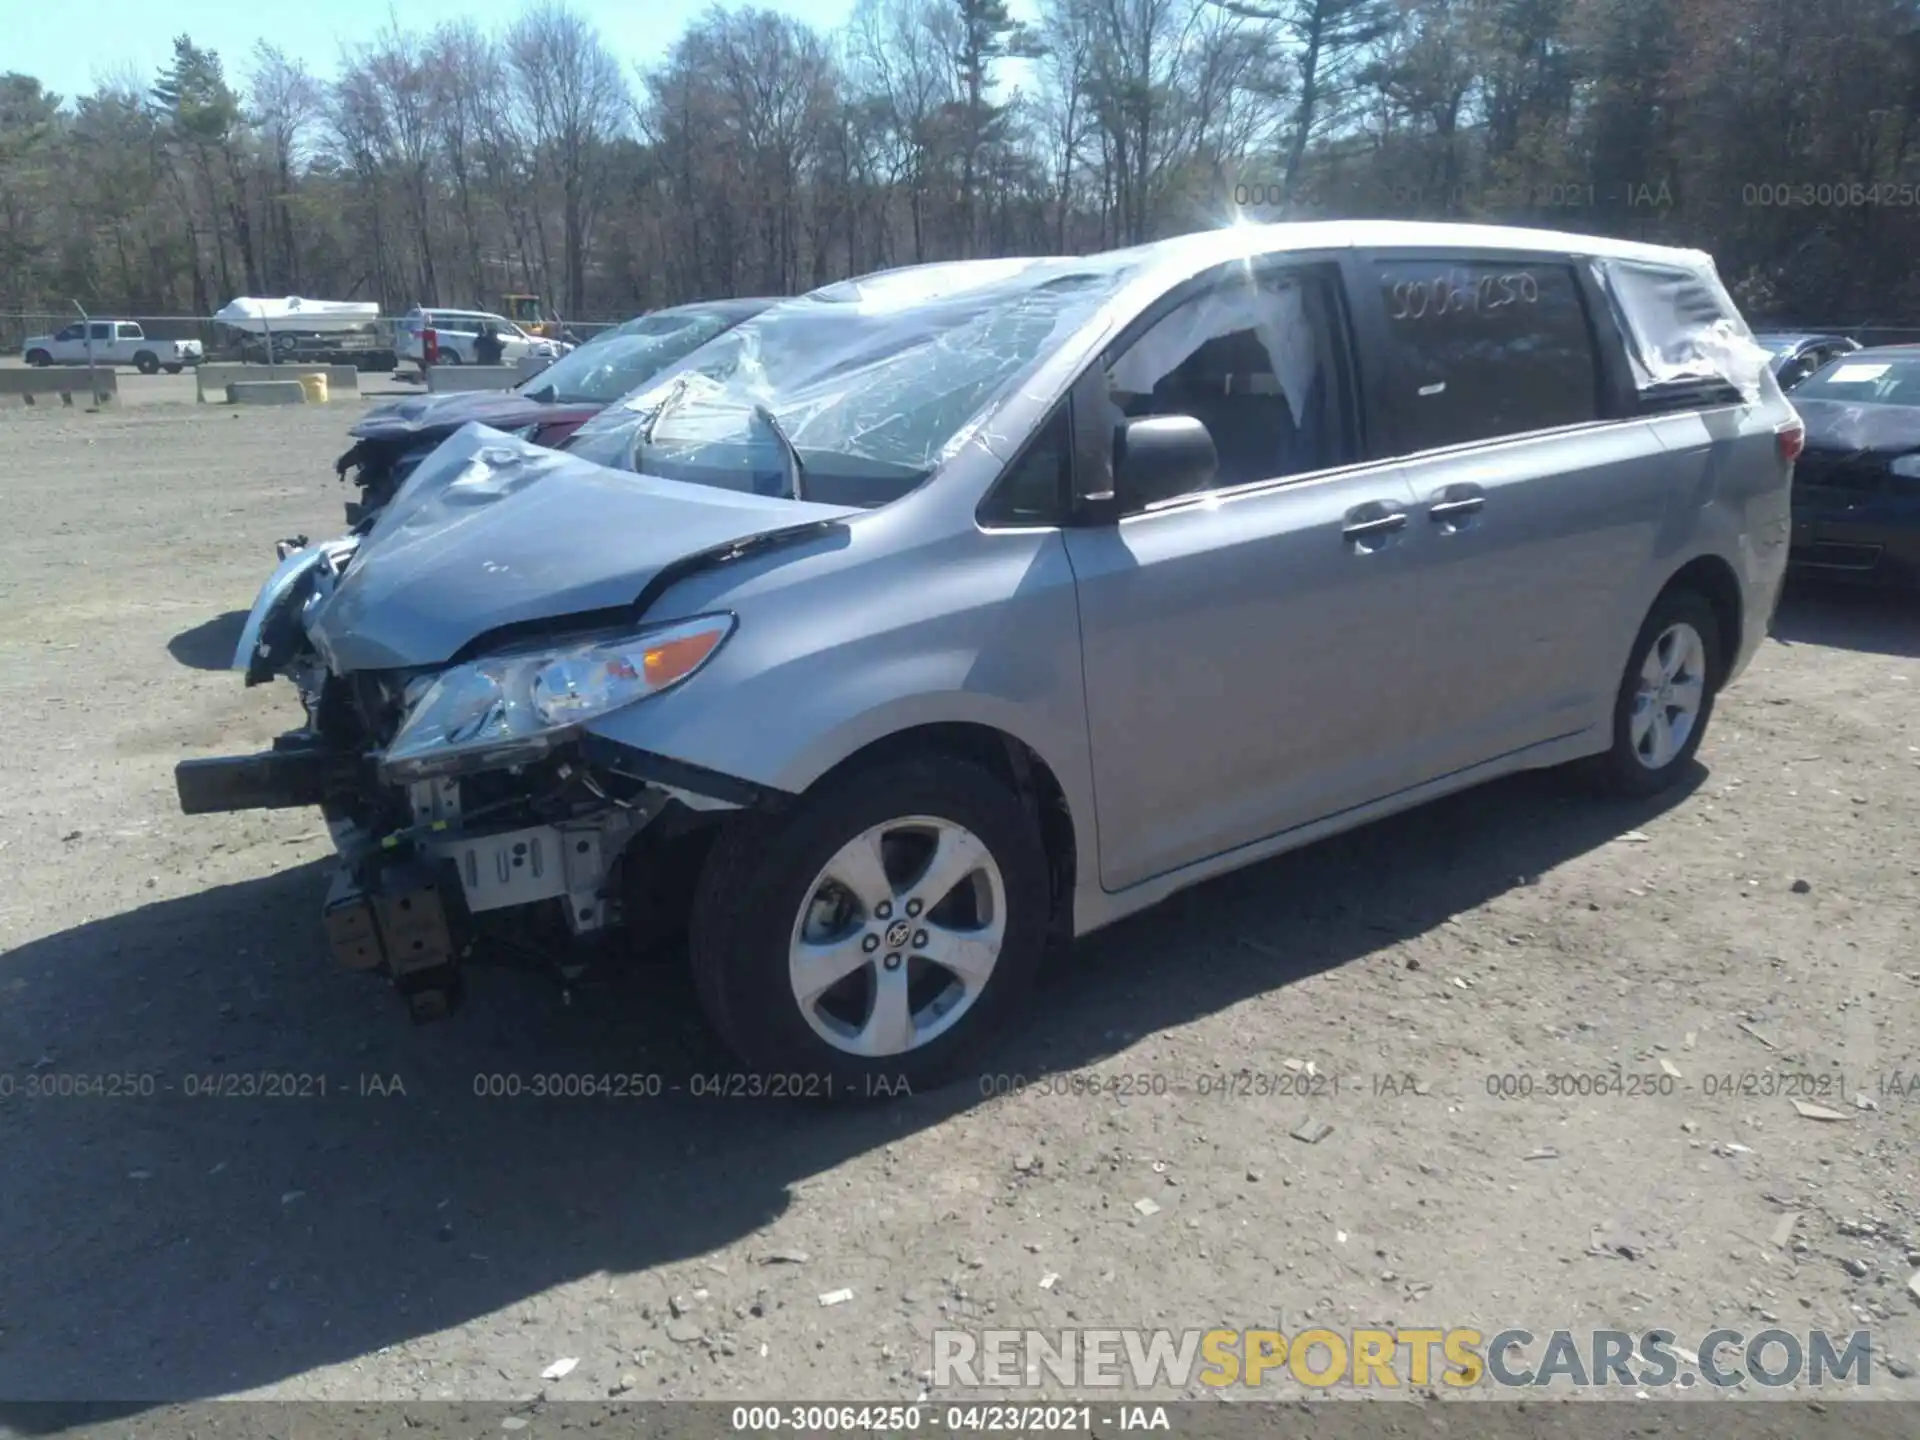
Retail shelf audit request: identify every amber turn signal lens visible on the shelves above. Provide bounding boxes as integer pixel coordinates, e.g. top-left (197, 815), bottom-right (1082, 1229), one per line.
top-left (642, 630), bottom-right (725, 686)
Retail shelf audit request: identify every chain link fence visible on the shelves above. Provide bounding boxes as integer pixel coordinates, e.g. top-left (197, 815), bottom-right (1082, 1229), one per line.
top-left (1, 309), bottom-right (629, 370)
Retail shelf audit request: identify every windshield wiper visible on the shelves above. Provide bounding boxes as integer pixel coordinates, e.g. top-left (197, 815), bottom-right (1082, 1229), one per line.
top-left (634, 375), bottom-right (692, 472)
top-left (753, 402), bottom-right (807, 501)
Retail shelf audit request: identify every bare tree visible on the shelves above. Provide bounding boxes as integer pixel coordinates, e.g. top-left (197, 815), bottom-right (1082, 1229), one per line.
top-left (249, 43), bottom-right (321, 290)
top-left (8, 0), bottom-right (1920, 336)
top-left (508, 1), bottom-right (630, 316)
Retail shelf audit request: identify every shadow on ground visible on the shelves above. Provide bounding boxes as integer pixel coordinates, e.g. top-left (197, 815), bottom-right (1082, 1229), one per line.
top-left (0, 763), bottom-right (1701, 1414)
top-left (167, 611), bottom-right (249, 671)
top-left (1771, 578), bottom-right (1920, 659)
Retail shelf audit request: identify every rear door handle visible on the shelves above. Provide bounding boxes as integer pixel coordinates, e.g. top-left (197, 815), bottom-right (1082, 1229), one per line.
top-left (1428, 483), bottom-right (1486, 523)
top-left (1342, 507), bottom-right (1409, 539)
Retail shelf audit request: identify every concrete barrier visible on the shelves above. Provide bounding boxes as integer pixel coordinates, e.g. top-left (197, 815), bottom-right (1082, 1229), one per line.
top-left (0, 368), bottom-right (118, 407)
top-left (228, 381), bottom-right (308, 406)
top-left (197, 363), bottom-right (360, 403)
top-left (426, 365), bottom-right (522, 394)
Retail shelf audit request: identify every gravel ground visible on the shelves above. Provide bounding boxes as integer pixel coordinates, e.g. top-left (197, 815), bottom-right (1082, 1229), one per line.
top-left (0, 400), bottom-right (1916, 1411)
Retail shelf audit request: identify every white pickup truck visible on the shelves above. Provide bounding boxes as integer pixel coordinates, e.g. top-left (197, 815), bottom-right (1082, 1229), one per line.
top-left (22, 321), bottom-right (204, 374)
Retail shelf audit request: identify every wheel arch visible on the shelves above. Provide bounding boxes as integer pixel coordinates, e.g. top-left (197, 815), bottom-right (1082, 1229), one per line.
top-left (801, 720), bottom-right (1080, 943)
top-left (1656, 553), bottom-right (1742, 686)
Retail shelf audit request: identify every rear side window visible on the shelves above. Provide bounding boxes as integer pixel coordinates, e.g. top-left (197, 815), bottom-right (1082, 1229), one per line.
top-left (1591, 258), bottom-right (1768, 409)
top-left (1370, 258), bottom-right (1600, 451)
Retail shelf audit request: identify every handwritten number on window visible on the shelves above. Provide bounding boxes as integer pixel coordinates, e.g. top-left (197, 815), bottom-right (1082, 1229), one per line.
top-left (1387, 270), bottom-right (1538, 322)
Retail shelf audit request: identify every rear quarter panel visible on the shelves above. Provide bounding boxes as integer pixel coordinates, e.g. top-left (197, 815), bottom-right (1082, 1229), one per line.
top-left (1635, 398), bottom-right (1793, 687)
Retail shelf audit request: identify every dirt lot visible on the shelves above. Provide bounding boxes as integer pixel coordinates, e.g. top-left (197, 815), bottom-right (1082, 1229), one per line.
top-left (0, 398), bottom-right (1916, 1412)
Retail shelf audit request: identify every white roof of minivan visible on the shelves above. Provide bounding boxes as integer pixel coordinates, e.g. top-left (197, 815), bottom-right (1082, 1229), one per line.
top-left (1132, 219), bottom-right (1713, 272)
top-left (826, 222), bottom-right (1720, 314)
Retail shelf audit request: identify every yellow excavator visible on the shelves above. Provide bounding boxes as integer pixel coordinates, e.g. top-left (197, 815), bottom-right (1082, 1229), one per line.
top-left (504, 294), bottom-right (565, 342)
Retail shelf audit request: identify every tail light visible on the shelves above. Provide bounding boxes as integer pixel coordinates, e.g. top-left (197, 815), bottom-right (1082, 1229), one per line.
top-left (1776, 419), bottom-right (1805, 463)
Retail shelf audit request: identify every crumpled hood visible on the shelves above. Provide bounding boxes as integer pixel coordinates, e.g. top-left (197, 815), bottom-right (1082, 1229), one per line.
top-left (307, 423), bottom-right (859, 673)
top-left (1795, 398), bottom-right (1920, 456)
top-left (350, 389), bottom-right (596, 440)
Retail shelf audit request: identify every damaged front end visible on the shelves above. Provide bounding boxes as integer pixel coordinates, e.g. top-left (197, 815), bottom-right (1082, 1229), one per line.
top-left (179, 424), bottom-right (848, 1020)
top-left (178, 650), bottom-right (736, 1020)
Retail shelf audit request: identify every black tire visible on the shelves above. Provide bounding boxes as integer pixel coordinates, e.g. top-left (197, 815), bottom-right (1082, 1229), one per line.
top-left (134, 351), bottom-right (160, 375)
top-left (439, 349), bottom-right (462, 366)
top-left (25, 349), bottom-right (51, 367)
top-left (689, 754), bottom-right (1051, 1098)
top-left (1584, 588), bottom-right (1723, 798)
top-left (163, 363), bottom-right (183, 374)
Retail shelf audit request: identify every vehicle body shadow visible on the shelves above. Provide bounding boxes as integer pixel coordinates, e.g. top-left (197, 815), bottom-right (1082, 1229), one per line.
top-left (0, 760), bottom-right (1700, 1413)
top-left (166, 611), bottom-right (248, 671)
top-left (1771, 576), bottom-right (1920, 659)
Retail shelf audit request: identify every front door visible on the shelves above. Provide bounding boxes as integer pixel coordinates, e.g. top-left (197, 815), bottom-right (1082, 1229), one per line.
top-left (1063, 260), bottom-right (1432, 893)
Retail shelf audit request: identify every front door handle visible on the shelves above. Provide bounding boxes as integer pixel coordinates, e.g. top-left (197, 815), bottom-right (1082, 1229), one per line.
top-left (1342, 507), bottom-right (1409, 540)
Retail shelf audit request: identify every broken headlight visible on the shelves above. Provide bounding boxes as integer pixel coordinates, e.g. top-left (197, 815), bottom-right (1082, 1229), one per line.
top-left (379, 613), bottom-right (736, 782)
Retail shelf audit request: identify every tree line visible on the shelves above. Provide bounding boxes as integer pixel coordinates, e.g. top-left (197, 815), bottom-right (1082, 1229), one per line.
top-left (3, 0), bottom-right (1920, 344)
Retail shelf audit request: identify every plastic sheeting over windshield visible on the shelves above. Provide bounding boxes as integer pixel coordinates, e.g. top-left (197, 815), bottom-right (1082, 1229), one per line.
top-left (1591, 256), bottom-right (1773, 401)
top-left (565, 256), bottom-right (1143, 501)
top-left (522, 310), bottom-right (738, 405)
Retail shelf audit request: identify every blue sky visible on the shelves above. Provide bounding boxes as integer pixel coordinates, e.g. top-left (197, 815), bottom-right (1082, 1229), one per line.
top-left (12, 0), bottom-right (863, 99)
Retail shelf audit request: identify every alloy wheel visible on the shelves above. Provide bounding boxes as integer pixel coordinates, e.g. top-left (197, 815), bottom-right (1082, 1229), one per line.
top-left (787, 815), bottom-right (1007, 1058)
top-left (1630, 621), bottom-right (1707, 769)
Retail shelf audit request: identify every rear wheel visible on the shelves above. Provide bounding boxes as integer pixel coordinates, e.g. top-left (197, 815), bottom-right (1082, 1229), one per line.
top-left (163, 363), bottom-right (183, 375)
top-left (24, 349), bottom-right (50, 367)
top-left (1584, 589), bottom-right (1722, 797)
top-left (689, 755), bottom-right (1051, 1097)
top-left (134, 351), bottom-right (160, 375)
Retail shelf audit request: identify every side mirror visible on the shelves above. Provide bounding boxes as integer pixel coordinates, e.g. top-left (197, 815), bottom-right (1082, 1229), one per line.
top-left (1115, 415), bottom-right (1217, 508)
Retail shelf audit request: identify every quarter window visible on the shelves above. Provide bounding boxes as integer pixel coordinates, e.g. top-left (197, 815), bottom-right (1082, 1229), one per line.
top-left (1371, 259), bottom-right (1600, 451)
top-left (979, 404), bottom-right (1070, 527)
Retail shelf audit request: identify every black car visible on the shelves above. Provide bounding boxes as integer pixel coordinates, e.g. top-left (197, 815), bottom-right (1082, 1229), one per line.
top-left (334, 297), bottom-right (777, 526)
top-left (1787, 348), bottom-right (1920, 589)
top-left (1754, 331), bottom-right (1861, 390)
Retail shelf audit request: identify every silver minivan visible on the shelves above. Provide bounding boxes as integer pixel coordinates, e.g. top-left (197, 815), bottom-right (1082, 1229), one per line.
top-left (181, 222), bottom-right (1799, 1093)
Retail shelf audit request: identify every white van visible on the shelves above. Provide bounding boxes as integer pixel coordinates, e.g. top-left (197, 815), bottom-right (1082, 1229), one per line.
top-left (394, 308), bottom-right (566, 367)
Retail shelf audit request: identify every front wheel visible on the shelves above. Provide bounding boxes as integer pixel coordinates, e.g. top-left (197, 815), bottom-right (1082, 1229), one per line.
top-left (163, 363), bottom-right (183, 375)
top-left (438, 349), bottom-right (462, 366)
top-left (134, 351), bottom-right (160, 375)
top-left (1584, 589), bottom-right (1722, 797)
top-left (689, 755), bottom-right (1052, 1096)
top-left (24, 349), bottom-right (50, 367)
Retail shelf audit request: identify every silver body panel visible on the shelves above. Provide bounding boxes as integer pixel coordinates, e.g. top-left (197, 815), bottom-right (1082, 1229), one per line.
top-left (267, 220), bottom-right (1791, 943)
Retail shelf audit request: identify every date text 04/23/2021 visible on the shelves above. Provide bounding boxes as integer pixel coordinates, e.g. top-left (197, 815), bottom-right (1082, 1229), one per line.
top-left (728, 1404), bottom-right (1169, 1432)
